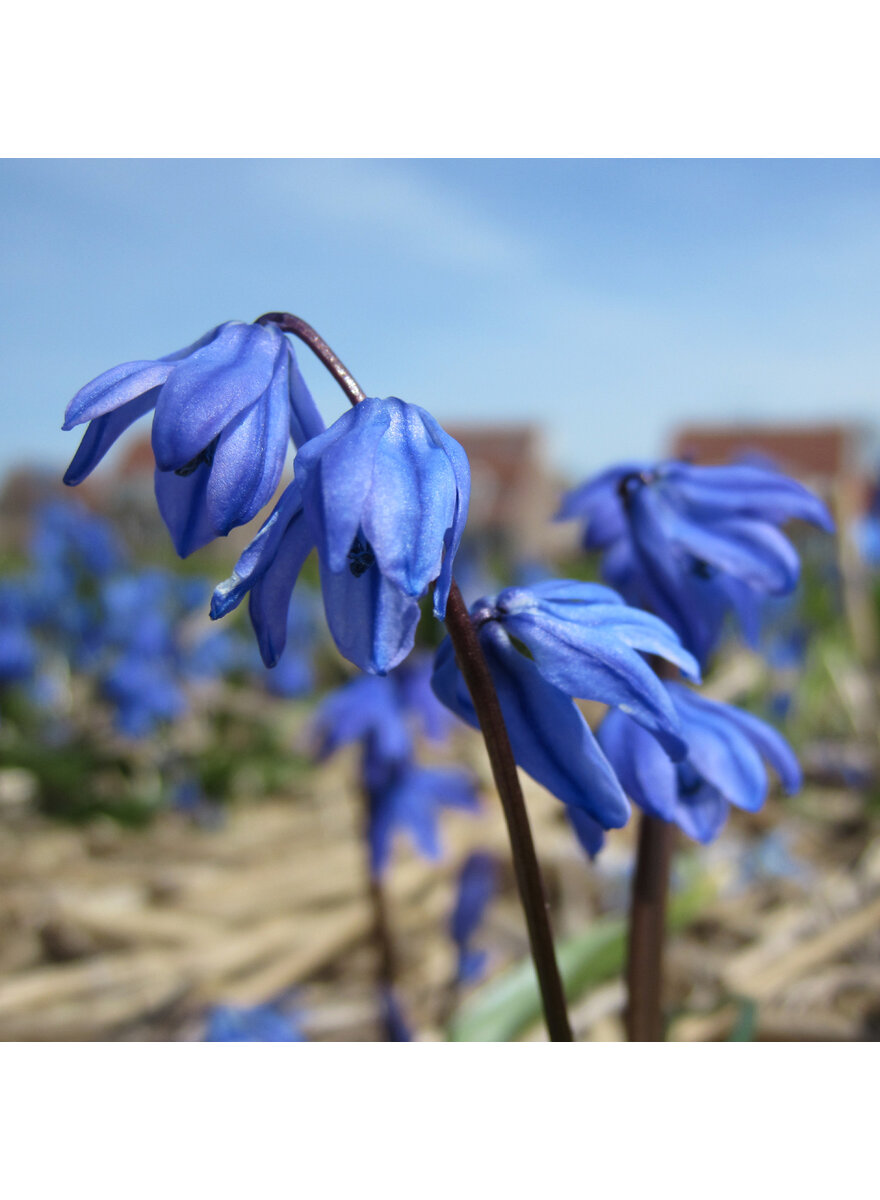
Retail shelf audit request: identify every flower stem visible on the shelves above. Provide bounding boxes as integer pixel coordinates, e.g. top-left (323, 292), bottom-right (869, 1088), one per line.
top-left (444, 582), bottom-right (573, 1041)
top-left (256, 312), bottom-right (366, 406)
top-left (361, 790), bottom-right (399, 1040)
top-left (625, 812), bottom-right (673, 1040)
top-left (262, 312), bottom-right (572, 1041)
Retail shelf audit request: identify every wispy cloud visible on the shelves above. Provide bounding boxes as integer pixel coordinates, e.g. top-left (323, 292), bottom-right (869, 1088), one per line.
top-left (262, 159), bottom-right (531, 273)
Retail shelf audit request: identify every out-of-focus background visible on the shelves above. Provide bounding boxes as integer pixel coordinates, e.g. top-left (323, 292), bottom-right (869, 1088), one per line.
top-left (2, 158), bottom-right (880, 1041)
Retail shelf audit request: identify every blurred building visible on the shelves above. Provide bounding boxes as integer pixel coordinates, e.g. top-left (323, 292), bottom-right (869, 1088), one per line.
top-left (443, 424), bottom-right (574, 560)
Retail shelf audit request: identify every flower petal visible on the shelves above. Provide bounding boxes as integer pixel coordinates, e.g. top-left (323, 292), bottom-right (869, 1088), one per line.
top-left (152, 321), bottom-right (285, 471)
top-left (296, 399), bottom-right (392, 573)
top-left (498, 607), bottom-right (688, 759)
top-left (359, 400), bottom-right (458, 597)
top-left (63, 387), bottom-right (160, 485)
top-left (287, 344), bottom-right (326, 446)
top-left (154, 465), bottom-right (218, 558)
top-left (320, 557), bottom-right (422, 675)
top-left (63, 361), bottom-right (175, 428)
top-left (432, 626), bottom-right (631, 827)
top-left (205, 350), bottom-right (290, 534)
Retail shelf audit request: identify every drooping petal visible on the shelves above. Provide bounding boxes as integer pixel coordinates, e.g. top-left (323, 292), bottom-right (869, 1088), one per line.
top-left (287, 344), bottom-right (326, 446)
top-left (669, 772), bottom-right (730, 844)
top-left (154, 465), bottom-right (218, 558)
top-left (63, 361), bottom-right (176, 428)
top-left (320, 557), bottom-right (422, 675)
top-left (667, 513), bottom-right (800, 594)
top-left (598, 707), bottom-right (680, 821)
top-left (296, 399), bottom-right (392, 573)
top-left (210, 481), bottom-right (309, 619)
top-left (63, 387), bottom-right (161, 485)
top-left (661, 463), bottom-right (835, 532)
top-left (566, 806), bottom-right (607, 858)
top-left (152, 321), bottom-right (285, 471)
top-left (670, 693), bottom-right (768, 813)
top-left (432, 627), bottom-right (631, 828)
top-left (672, 685), bottom-right (802, 795)
top-left (205, 349), bottom-right (290, 534)
top-left (496, 605), bottom-right (688, 760)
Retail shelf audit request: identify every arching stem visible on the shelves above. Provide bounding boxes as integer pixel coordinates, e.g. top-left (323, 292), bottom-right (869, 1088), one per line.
top-left (263, 311), bottom-right (573, 1041)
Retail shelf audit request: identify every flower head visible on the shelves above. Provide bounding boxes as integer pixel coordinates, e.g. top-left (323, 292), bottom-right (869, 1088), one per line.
top-left (431, 579), bottom-right (700, 832)
top-left (63, 320), bottom-right (324, 557)
top-left (597, 682), bottom-right (802, 847)
top-left (558, 460), bottom-right (834, 665)
top-left (450, 852), bottom-right (497, 984)
top-left (211, 397), bottom-right (470, 675)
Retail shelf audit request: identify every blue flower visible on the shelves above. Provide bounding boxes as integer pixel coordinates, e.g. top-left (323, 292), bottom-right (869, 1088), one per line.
top-left (431, 579), bottom-right (699, 833)
top-left (381, 989), bottom-right (413, 1042)
top-left (450, 852), bottom-right (497, 984)
top-left (597, 682), bottom-right (802, 847)
top-left (203, 1003), bottom-right (305, 1042)
top-left (557, 461), bottom-right (834, 665)
top-left (364, 744), bottom-right (480, 876)
top-left (63, 320), bottom-right (325, 557)
top-left (211, 396), bottom-right (470, 675)
top-left (101, 652), bottom-right (186, 737)
top-left (312, 673), bottom-right (413, 764)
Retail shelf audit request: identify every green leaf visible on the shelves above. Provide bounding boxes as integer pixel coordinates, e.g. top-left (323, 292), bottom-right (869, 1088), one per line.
top-left (447, 867), bottom-right (715, 1042)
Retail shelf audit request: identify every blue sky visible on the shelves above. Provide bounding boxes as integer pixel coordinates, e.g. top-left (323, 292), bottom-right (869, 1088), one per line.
top-left (1, 158), bottom-right (879, 485)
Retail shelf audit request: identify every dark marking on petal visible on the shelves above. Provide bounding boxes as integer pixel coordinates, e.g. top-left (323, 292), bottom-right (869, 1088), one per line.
top-left (175, 435), bottom-right (219, 477)
top-left (347, 533), bottom-right (376, 578)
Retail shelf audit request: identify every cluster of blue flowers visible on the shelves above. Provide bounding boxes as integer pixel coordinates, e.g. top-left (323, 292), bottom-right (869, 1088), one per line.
top-left (554, 458), bottom-right (833, 850)
top-left (61, 316), bottom-right (834, 863)
top-left (0, 501), bottom-right (319, 757)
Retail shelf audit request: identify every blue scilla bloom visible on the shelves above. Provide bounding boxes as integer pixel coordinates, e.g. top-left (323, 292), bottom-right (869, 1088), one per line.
top-left (63, 320), bottom-right (325, 557)
top-left (557, 460), bottom-right (834, 665)
top-left (597, 682), bottom-right (801, 848)
top-left (203, 1003), bottom-right (305, 1042)
top-left (101, 652), bottom-right (186, 737)
top-left (312, 673), bottom-right (413, 763)
top-left (450, 851), bottom-right (497, 984)
top-left (432, 579), bottom-right (699, 833)
top-left (210, 396), bottom-right (470, 675)
top-left (364, 742), bottom-right (480, 877)
top-left (31, 501), bottom-right (125, 579)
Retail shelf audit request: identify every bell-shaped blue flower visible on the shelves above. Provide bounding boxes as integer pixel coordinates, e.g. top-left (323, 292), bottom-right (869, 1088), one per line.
top-left (558, 460), bottom-right (834, 666)
top-left (432, 580), bottom-right (700, 833)
top-left (63, 320), bottom-right (325, 557)
top-left (211, 397), bottom-right (470, 675)
top-left (450, 851), bottom-right (497, 984)
top-left (597, 682), bottom-right (802, 847)
top-left (364, 743), bottom-right (480, 877)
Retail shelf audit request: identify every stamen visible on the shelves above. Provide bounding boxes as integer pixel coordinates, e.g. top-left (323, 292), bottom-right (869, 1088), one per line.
top-left (347, 533), bottom-right (376, 578)
top-left (175, 437), bottom-right (219, 478)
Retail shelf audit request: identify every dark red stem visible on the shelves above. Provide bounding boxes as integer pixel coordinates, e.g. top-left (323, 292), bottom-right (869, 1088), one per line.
top-left (268, 311), bottom-right (573, 1041)
top-left (625, 812), bottom-right (673, 1040)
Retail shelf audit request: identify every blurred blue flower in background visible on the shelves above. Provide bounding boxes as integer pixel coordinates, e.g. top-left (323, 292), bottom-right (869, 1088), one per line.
top-left (365, 745), bottom-right (479, 876)
top-left (314, 662), bottom-right (480, 877)
top-left (450, 851), bottom-right (497, 984)
top-left (63, 320), bottom-right (325, 556)
top-left (203, 1003), bottom-right (305, 1042)
top-left (598, 682), bottom-right (802, 847)
top-left (432, 579), bottom-right (699, 833)
top-left (101, 652), bottom-right (186, 737)
top-left (557, 461), bottom-right (833, 666)
top-left (211, 397), bottom-right (470, 675)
